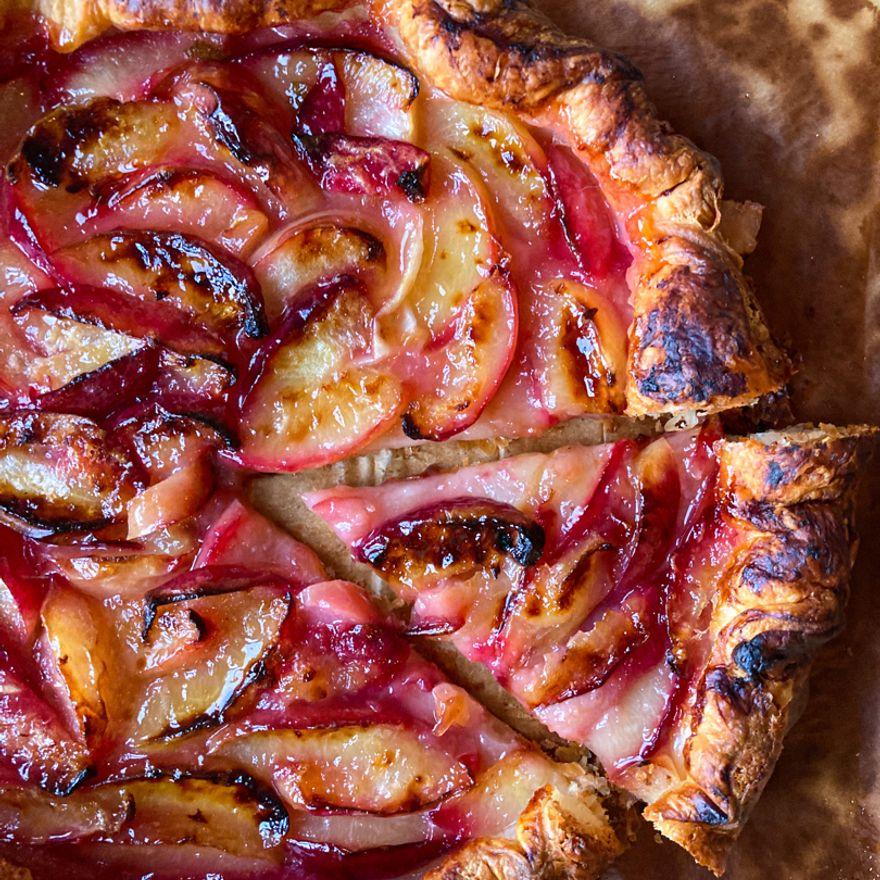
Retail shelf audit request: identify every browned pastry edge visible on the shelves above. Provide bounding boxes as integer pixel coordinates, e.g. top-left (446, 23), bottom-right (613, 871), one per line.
top-left (8, 0), bottom-right (790, 419)
top-left (641, 424), bottom-right (875, 874)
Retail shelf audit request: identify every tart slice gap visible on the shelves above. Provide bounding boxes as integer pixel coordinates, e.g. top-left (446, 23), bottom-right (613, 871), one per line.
top-left (303, 420), bottom-right (875, 874)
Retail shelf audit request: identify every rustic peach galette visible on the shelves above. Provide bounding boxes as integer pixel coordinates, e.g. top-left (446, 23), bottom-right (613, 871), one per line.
top-left (0, 0), bottom-right (870, 878)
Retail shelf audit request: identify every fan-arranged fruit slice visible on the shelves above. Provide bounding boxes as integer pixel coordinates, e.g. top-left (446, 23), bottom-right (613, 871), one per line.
top-left (38, 586), bottom-right (114, 743)
top-left (135, 569), bottom-right (292, 740)
top-left (53, 231), bottom-right (267, 339)
top-left (0, 652), bottom-right (91, 795)
top-left (252, 220), bottom-right (386, 323)
top-left (400, 273), bottom-right (518, 441)
top-left (0, 524), bottom-right (50, 648)
top-left (238, 281), bottom-right (403, 471)
top-left (194, 498), bottom-right (326, 586)
top-left (0, 413), bottom-right (142, 537)
top-left (153, 61), bottom-right (319, 218)
top-left (527, 278), bottom-right (628, 418)
top-left (49, 31), bottom-right (227, 105)
top-left (243, 47), bottom-right (419, 141)
top-left (12, 287), bottom-right (227, 360)
top-left (423, 97), bottom-right (551, 238)
top-left (217, 723), bottom-right (473, 814)
top-left (82, 168), bottom-right (269, 258)
top-left (0, 784), bottom-right (131, 845)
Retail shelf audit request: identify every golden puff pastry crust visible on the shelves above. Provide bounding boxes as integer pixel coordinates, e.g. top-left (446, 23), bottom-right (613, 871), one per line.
top-left (643, 424), bottom-right (874, 874)
top-left (10, 0), bottom-right (790, 419)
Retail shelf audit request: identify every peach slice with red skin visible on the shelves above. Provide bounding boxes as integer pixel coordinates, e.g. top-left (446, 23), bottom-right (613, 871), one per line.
top-left (52, 231), bottom-right (267, 339)
top-left (195, 498), bottom-right (326, 587)
top-left (0, 412), bottom-right (143, 538)
top-left (83, 168), bottom-right (269, 259)
top-left (238, 282), bottom-right (403, 472)
top-left (216, 723), bottom-right (473, 815)
top-left (135, 569), bottom-right (292, 740)
top-left (0, 652), bottom-right (91, 795)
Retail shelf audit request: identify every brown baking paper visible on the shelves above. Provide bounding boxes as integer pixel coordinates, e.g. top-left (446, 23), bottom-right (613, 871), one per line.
top-left (257, 1), bottom-right (880, 876)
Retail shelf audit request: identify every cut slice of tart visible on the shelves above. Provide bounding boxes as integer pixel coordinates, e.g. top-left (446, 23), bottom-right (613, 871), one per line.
top-left (0, 482), bottom-right (624, 879)
top-left (0, 0), bottom-right (789, 474)
top-left (304, 422), bottom-right (874, 874)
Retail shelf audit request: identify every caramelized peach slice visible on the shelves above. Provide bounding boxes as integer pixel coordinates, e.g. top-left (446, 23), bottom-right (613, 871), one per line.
top-left (85, 168), bottom-right (269, 258)
top-left (239, 283), bottom-right (403, 471)
top-left (217, 724), bottom-right (472, 814)
top-left (0, 784), bottom-right (130, 845)
top-left (39, 586), bottom-right (114, 741)
top-left (355, 499), bottom-right (544, 595)
top-left (107, 773), bottom-right (288, 855)
top-left (53, 231), bottom-right (267, 339)
top-left (245, 48), bottom-right (419, 140)
top-left (401, 274), bottom-right (517, 441)
top-left (135, 571), bottom-right (292, 740)
top-left (253, 222), bottom-right (385, 323)
top-left (528, 279), bottom-right (628, 418)
top-left (7, 99), bottom-right (197, 254)
top-left (12, 287), bottom-right (227, 361)
top-left (155, 61), bottom-right (318, 217)
top-left (0, 413), bottom-right (142, 537)
top-left (425, 98), bottom-right (550, 235)
top-left (403, 156), bottom-right (501, 341)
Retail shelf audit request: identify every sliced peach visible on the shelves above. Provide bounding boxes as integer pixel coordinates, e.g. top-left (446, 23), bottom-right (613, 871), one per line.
top-left (216, 724), bottom-right (472, 814)
top-left (108, 773), bottom-right (288, 855)
top-left (244, 48), bottom-right (418, 140)
top-left (403, 156), bottom-right (502, 341)
top-left (401, 273), bottom-right (517, 441)
top-left (425, 98), bottom-right (550, 235)
top-left (39, 586), bottom-right (112, 741)
top-left (7, 99), bottom-right (196, 253)
top-left (0, 784), bottom-right (130, 845)
top-left (195, 499), bottom-right (326, 586)
top-left (0, 656), bottom-right (91, 795)
top-left (85, 168), bottom-right (269, 258)
top-left (53, 231), bottom-right (267, 339)
top-left (253, 222), bottom-right (385, 323)
top-left (154, 61), bottom-right (318, 217)
top-left (50, 31), bottom-right (226, 105)
top-left (527, 278), bottom-right (628, 419)
top-left (307, 134), bottom-right (430, 200)
top-left (239, 283), bottom-right (403, 471)
top-left (0, 413), bottom-right (142, 537)
top-left (0, 525), bottom-right (48, 647)
top-left (340, 51), bottom-right (419, 141)
top-left (135, 573), bottom-right (291, 740)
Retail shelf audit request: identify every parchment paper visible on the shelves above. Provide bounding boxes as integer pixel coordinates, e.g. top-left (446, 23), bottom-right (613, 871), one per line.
top-left (260, 2), bottom-right (880, 877)
top-left (533, 2), bottom-right (880, 877)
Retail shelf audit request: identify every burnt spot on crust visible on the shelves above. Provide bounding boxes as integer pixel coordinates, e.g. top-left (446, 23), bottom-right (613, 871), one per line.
top-left (732, 629), bottom-right (816, 683)
top-left (355, 499), bottom-right (544, 586)
top-left (632, 258), bottom-right (754, 406)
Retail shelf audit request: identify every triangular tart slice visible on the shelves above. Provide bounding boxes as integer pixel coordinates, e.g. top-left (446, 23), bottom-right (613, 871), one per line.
top-left (305, 422), bottom-right (872, 874)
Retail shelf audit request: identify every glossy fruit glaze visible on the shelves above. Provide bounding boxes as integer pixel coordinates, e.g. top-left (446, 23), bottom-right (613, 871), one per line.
top-left (305, 423), bottom-right (744, 799)
top-left (0, 6), bottom-right (634, 476)
top-left (0, 473), bottom-right (600, 879)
